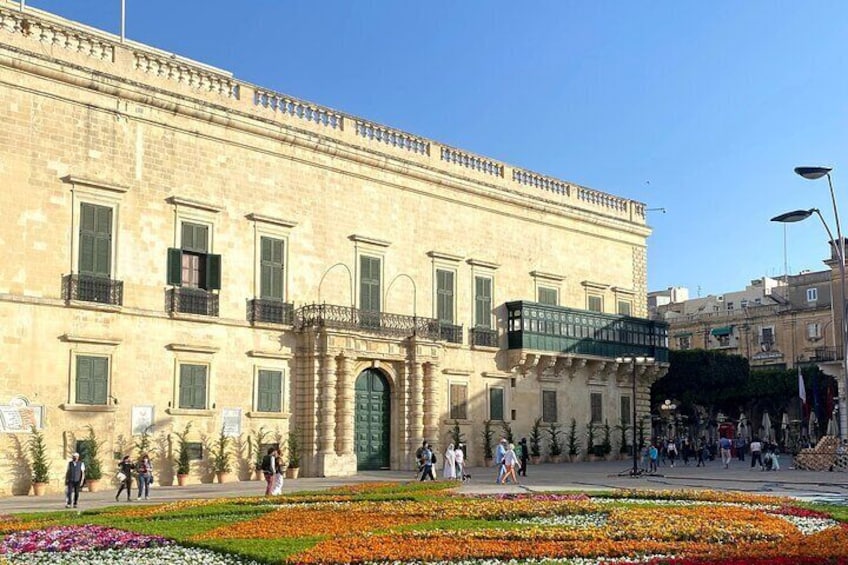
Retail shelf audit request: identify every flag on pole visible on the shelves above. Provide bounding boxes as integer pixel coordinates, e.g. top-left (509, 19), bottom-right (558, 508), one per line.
top-left (798, 367), bottom-right (807, 405)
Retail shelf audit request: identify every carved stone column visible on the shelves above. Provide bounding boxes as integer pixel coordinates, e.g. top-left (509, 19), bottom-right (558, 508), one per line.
top-left (409, 359), bottom-right (424, 448)
top-left (396, 359), bottom-right (409, 468)
top-left (318, 351), bottom-right (336, 454)
top-left (423, 362), bottom-right (440, 448)
top-left (334, 352), bottom-right (354, 456)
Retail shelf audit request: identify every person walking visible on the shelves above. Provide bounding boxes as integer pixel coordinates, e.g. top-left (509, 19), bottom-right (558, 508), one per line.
top-left (419, 444), bottom-right (434, 481)
top-left (735, 435), bottom-right (747, 462)
top-left (115, 455), bottom-right (134, 502)
top-left (64, 452), bottom-right (85, 509)
top-left (503, 443), bottom-right (520, 485)
top-left (261, 447), bottom-right (277, 496)
top-left (495, 438), bottom-right (508, 484)
top-left (750, 437), bottom-right (763, 470)
top-left (136, 453), bottom-right (153, 500)
top-left (517, 438), bottom-right (529, 477)
top-left (454, 444), bottom-right (466, 481)
top-left (648, 442), bottom-right (658, 473)
top-left (667, 439), bottom-right (678, 468)
top-left (719, 436), bottom-right (732, 468)
top-left (696, 440), bottom-right (708, 467)
top-left (443, 443), bottom-right (456, 479)
top-left (271, 450), bottom-right (285, 495)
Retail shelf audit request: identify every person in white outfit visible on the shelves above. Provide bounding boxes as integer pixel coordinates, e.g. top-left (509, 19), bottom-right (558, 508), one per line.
top-left (443, 443), bottom-right (456, 479)
top-left (271, 452), bottom-right (285, 495)
top-left (454, 444), bottom-right (466, 480)
top-left (503, 443), bottom-right (520, 485)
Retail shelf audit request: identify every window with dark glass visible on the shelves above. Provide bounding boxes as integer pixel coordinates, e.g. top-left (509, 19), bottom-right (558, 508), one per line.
top-left (436, 269), bottom-right (455, 323)
top-left (588, 295), bottom-right (603, 313)
top-left (79, 203), bottom-right (112, 277)
top-left (449, 383), bottom-right (467, 420)
top-left (489, 387), bottom-right (504, 421)
top-left (260, 237), bottom-right (285, 300)
top-left (76, 355), bottom-right (108, 405)
top-left (257, 369), bottom-right (282, 412)
top-left (542, 390), bottom-right (557, 422)
top-left (178, 364), bottom-right (207, 409)
top-left (537, 287), bottom-right (558, 306)
top-left (617, 300), bottom-right (631, 316)
top-left (590, 392), bottom-right (603, 423)
top-left (620, 396), bottom-right (631, 426)
top-left (359, 256), bottom-right (381, 312)
top-left (475, 276), bottom-right (492, 328)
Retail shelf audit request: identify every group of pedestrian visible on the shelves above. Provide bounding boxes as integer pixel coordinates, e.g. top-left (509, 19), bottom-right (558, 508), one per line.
top-left (494, 437), bottom-right (526, 485)
top-left (260, 447), bottom-right (285, 496)
top-left (115, 452), bottom-right (154, 502)
top-left (415, 440), bottom-right (467, 481)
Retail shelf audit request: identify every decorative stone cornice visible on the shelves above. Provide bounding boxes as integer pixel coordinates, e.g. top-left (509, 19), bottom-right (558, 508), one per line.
top-left (166, 196), bottom-right (222, 213)
top-left (246, 213), bottom-right (298, 228)
top-left (581, 280), bottom-right (610, 290)
top-left (60, 334), bottom-right (121, 346)
top-left (246, 350), bottom-right (291, 360)
top-left (61, 175), bottom-right (129, 194)
top-left (467, 258), bottom-right (500, 270)
top-left (348, 234), bottom-right (391, 248)
top-left (166, 343), bottom-right (219, 354)
top-left (530, 270), bottom-right (565, 282)
top-left (427, 250), bottom-right (463, 262)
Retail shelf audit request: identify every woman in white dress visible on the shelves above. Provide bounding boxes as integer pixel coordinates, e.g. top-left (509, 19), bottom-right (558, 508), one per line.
top-left (454, 444), bottom-right (465, 480)
top-left (443, 443), bottom-right (456, 479)
top-left (271, 453), bottom-right (285, 495)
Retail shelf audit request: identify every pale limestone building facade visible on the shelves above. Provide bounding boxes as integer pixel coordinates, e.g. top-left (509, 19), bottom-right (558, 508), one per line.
top-left (0, 2), bottom-right (668, 496)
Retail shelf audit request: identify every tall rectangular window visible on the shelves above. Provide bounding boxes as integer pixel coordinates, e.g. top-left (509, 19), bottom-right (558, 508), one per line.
top-left (75, 355), bottom-right (108, 405)
top-left (167, 222), bottom-right (221, 290)
top-left (359, 255), bottom-right (381, 312)
top-left (475, 276), bottom-right (492, 328)
top-left (807, 323), bottom-right (822, 340)
top-left (179, 364), bottom-right (208, 409)
top-left (542, 390), bottom-right (557, 423)
top-left (260, 237), bottom-right (285, 300)
top-left (78, 203), bottom-right (112, 277)
top-left (449, 383), bottom-right (467, 420)
top-left (807, 288), bottom-right (818, 302)
top-left (617, 300), bottom-right (631, 316)
top-left (588, 295), bottom-right (603, 313)
top-left (590, 392), bottom-right (603, 424)
top-left (538, 287), bottom-right (558, 306)
top-left (436, 269), bottom-right (455, 323)
top-left (489, 387), bottom-right (504, 421)
top-left (620, 396), bottom-right (631, 426)
top-left (761, 327), bottom-right (774, 347)
top-left (257, 369), bottom-right (282, 412)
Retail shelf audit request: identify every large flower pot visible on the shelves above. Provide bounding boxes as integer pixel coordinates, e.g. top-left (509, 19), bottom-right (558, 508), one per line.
top-left (285, 467), bottom-right (299, 479)
top-left (530, 456), bottom-right (542, 465)
top-left (216, 471), bottom-right (231, 484)
top-left (32, 482), bottom-right (48, 496)
top-left (177, 474), bottom-right (189, 487)
top-left (86, 479), bottom-right (101, 493)
top-left (549, 455), bottom-right (564, 464)
top-left (253, 469), bottom-right (264, 481)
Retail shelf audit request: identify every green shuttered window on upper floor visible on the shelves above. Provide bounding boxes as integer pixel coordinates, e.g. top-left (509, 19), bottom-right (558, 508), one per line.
top-left (475, 276), bottom-right (492, 329)
top-left (360, 255), bottom-right (381, 313)
top-left (179, 364), bottom-right (207, 410)
top-left (257, 369), bottom-right (282, 413)
top-left (260, 237), bottom-right (285, 300)
top-left (436, 269), bottom-right (455, 323)
top-left (79, 203), bottom-right (112, 277)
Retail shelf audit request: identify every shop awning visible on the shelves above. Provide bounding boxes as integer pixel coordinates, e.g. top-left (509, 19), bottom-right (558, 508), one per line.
top-left (711, 326), bottom-right (733, 337)
top-left (673, 332), bottom-right (692, 337)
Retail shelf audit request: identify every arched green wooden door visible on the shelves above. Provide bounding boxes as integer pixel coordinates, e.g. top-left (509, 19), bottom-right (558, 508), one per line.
top-left (355, 368), bottom-right (390, 470)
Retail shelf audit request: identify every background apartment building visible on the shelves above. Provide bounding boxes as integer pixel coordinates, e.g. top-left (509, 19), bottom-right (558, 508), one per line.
top-left (0, 2), bottom-right (668, 496)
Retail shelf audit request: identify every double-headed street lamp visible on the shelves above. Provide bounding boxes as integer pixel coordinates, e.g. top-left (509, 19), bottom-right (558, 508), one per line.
top-left (771, 166), bottom-right (848, 439)
top-left (616, 355), bottom-right (654, 477)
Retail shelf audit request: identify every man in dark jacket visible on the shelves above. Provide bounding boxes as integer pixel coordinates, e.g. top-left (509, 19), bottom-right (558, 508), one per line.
top-left (64, 452), bottom-right (86, 508)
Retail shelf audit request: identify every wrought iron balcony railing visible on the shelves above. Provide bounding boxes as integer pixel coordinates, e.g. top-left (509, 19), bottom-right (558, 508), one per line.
top-left (812, 346), bottom-right (841, 363)
top-left (506, 300), bottom-right (669, 362)
top-left (248, 298), bottom-right (295, 325)
top-left (62, 274), bottom-right (123, 306)
top-left (167, 287), bottom-right (219, 316)
top-left (439, 323), bottom-right (464, 344)
top-left (296, 303), bottom-right (446, 340)
top-left (471, 327), bottom-right (499, 347)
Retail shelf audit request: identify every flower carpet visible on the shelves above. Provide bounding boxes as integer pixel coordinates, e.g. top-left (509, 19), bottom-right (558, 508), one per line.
top-left (1, 482), bottom-right (848, 564)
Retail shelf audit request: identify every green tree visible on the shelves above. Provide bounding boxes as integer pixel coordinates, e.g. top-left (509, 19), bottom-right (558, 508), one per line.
top-left (567, 418), bottom-right (581, 457)
top-left (29, 426), bottom-right (51, 483)
top-left (546, 422), bottom-right (562, 457)
top-left (449, 420), bottom-right (465, 448)
top-left (80, 425), bottom-right (104, 481)
top-left (172, 422), bottom-right (192, 476)
top-left (529, 417), bottom-right (543, 457)
top-left (481, 420), bottom-right (494, 459)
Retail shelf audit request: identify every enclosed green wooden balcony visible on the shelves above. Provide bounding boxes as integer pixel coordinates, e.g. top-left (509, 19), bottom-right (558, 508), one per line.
top-left (506, 301), bottom-right (669, 363)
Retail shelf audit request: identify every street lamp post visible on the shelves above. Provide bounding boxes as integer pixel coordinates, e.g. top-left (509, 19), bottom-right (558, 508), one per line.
top-left (660, 399), bottom-right (677, 437)
top-left (616, 356), bottom-right (654, 477)
top-left (772, 166), bottom-right (848, 439)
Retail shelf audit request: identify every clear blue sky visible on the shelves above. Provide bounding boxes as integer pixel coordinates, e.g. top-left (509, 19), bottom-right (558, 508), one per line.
top-left (24, 0), bottom-right (848, 298)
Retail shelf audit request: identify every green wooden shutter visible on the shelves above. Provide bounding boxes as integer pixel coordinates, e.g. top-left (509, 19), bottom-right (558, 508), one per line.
top-left (179, 364), bottom-right (206, 409)
top-left (475, 277), bottom-right (492, 328)
top-left (76, 356), bottom-right (92, 404)
top-left (538, 287), bottom-right (558, 306)
top-left (167, 248), bottom-right (183, 286)
top-left (79, 203), bottom-right (112, 276)
top-left (489, 387), bottom-right (504, 421)
top-left (260, 237), bottom-right (284, 299)
top-left (436, 269), bottom-right (454, 323)
top-left (257, 370), bottom-right (282, 412)
top-left (91, 357), bottom-right (108, 405)
top-left (360, 256), bottom-right (381, 312)
top-left (206, 254), bottom-right (221, 290)
top-left (181, 223), bottom-right (209, 253)
top-left (542, 390), bottom-right (558, 422)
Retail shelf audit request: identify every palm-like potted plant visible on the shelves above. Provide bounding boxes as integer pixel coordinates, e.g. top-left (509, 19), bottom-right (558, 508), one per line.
top-left (172, 422), bottom-right (192, 486)
top-left (211, 427), bottom-right (233, 483)
top-left (449, 420), bottom-right (465, 449)
top-left (250, 426), bottom-right (270, 481)
top-left (28, 426), bottom-right (51, 496)
top-left (501, 420), bottom-right (514, 445)
top-left (80, 425), bottom-right (104, 492)
top-left (481, 420), bottom-right (494, 466)
top-left (529, 417), bottom-right (543, 464)
top-left (285, 427), bottom-right (300, 479)
top-left (586, 421), bottom-right (598, 460)
top-left (546, 422), bottom-right (563, 463)
top-left (616, 419), bottom-right (631, 459)
top-left (567, 418), bottom-right (581, 462)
